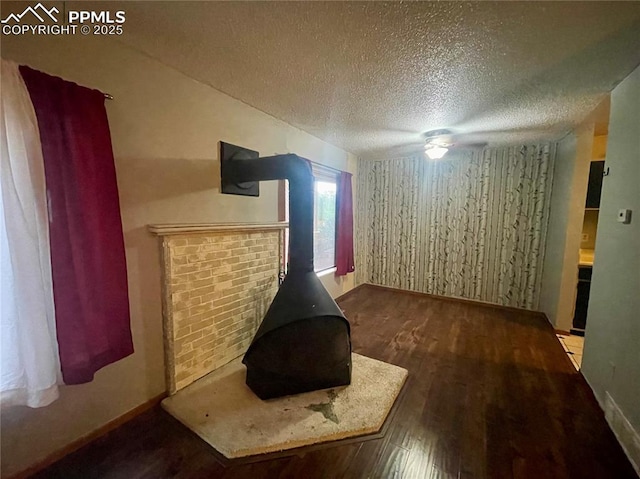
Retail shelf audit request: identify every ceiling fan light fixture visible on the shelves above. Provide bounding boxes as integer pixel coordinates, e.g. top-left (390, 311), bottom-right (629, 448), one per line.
top-left (423, 128), bottom-right (452, 159)
top-left (424, 145), bottom-right (448, 160)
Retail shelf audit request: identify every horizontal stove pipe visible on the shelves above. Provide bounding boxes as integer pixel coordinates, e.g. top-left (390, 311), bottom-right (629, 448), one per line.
top-left (223, 154), bottom-right (314, 274)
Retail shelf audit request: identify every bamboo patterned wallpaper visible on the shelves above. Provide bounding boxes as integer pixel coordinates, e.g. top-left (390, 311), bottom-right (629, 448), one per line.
top-left (356, 144), bottom-right (555, 310)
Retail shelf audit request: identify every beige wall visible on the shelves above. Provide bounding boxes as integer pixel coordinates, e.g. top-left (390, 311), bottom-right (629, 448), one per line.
top-left (539, 125), bottom-right (593, 332)
top-left (1, 34), bottom-right (356, 477)
top-left (581, 64), bottom-right (640, 471)
top-left (592, 134), bottom-right (608, 160)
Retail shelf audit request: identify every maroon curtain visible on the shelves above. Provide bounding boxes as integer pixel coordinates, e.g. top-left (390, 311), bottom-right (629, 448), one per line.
top-left (335, 171), bottom-right (355, 276)
top-left (20, 66), bottom-right (133, 384)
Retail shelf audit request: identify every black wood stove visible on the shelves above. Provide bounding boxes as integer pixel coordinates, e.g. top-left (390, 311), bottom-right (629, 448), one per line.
top-left (220, 143), bottom-right (352, 400)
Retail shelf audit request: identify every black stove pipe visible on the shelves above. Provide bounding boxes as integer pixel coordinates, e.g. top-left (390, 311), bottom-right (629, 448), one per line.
top-left (223, 153), bottom-right (314, 273)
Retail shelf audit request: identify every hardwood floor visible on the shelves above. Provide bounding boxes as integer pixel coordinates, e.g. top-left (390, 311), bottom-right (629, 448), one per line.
top-left (33, 285), bottom-right (637, 479)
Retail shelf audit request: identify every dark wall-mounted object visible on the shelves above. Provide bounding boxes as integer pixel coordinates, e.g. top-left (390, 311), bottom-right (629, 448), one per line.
top-left (572, 265), bottom-right (592, 335)
top-left (219, 148), bottom-right (352, 400)
top-left (586, 161), bottom-right (605, 209)
top-left (220, 142), bottom-right (260, 197)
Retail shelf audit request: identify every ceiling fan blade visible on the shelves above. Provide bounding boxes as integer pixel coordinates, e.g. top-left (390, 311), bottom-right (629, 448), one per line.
top-left (452, 141), bottom-right (488, 149)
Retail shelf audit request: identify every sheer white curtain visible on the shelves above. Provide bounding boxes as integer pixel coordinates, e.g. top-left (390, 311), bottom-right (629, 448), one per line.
top-left (1, 59), bottom-right (60, 408)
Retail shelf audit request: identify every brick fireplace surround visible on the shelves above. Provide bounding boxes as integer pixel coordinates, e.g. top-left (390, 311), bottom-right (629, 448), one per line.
top-left (149, 223), bottom-right (287, 394)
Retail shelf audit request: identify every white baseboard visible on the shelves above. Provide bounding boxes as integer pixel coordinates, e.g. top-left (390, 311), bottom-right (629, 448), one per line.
top-left (604, 392), bottom-right (640, 476)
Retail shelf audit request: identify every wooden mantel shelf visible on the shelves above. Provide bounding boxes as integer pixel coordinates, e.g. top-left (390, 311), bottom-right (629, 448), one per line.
top-left (148, 222), bottom-right (288, 236)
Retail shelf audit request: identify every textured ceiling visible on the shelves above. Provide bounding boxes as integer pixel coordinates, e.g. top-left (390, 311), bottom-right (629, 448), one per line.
top-left (100, 2), bottom-right (639, 157)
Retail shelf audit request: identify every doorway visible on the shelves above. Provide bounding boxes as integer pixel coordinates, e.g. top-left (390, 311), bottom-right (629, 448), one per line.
top-left (557, 117), bottom-right (608, 370)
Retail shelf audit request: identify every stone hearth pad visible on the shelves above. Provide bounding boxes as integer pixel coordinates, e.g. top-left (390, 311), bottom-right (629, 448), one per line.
top-left (161, 353), bottom-right (408, 459)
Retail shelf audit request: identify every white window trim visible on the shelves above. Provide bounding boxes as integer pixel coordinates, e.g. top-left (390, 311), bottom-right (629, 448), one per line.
top-left (316, 267), bottom-right (337, 278)
top-left (311, 162), bottom-right (340, 183)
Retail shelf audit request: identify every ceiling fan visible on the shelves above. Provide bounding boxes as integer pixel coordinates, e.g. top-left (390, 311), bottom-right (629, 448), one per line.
top-left (422, 129), bottom-right (488, 159)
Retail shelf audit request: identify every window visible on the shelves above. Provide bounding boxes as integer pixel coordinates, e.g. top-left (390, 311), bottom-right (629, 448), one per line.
top-left (313, 178), bottom-right (337, 272)
top-left (311, 164), bottom-right (339, 272)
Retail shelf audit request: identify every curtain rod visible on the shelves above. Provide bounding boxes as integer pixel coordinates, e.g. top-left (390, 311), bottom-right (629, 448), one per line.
top-left (104, 93), bottom-right (113, 100)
